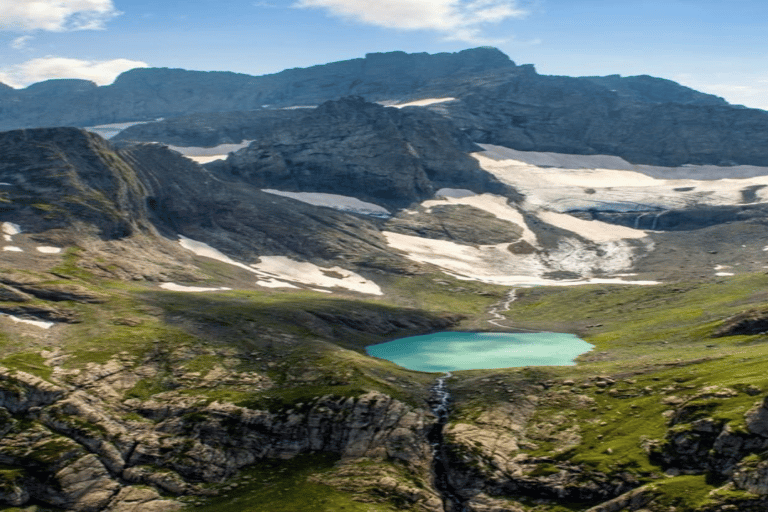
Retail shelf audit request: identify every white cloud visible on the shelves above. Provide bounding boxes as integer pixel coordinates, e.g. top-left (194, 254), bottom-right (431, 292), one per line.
top-left (0, 57), bottom-right (148, 88)
top-left (294, 0), bottom-right (527, 42)
top-left (10, 35), bottom-right (33, 49)
top-left (0, 0), bottom-right (120, 32)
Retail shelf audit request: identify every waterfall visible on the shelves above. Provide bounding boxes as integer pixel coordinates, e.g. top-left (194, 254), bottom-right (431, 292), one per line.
top-left (651, 210), bottom-right (668, 231)
top-left (427, 372), bottom-right (466, 512)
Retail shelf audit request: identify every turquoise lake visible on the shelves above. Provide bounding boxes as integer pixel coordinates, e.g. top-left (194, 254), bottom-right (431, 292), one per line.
top-left (366, 331), bottom-right (594, 372)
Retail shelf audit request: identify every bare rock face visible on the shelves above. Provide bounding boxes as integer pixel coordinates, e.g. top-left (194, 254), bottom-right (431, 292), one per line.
top-left (0, 128), bottom-right (151, 240)
top-left (209, 96), bottom-right (515, 206)
top-left (746, 396), bottom-right (768, 437)
top-left (713, 309), bottom-right (768, 338)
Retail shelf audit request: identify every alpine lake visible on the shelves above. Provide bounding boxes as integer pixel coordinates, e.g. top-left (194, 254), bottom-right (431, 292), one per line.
top-left (366, 331), bottom-right (594, 372)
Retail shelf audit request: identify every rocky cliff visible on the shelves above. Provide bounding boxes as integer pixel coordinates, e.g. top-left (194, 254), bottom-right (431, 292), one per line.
top-left (204, 97), bottom-right (516, 206)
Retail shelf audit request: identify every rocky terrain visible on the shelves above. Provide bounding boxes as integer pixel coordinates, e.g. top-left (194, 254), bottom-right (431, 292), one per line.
top-left (4, 47), bottom-right (768, 168)
top-left (2, 48), bottom-right (768, 512)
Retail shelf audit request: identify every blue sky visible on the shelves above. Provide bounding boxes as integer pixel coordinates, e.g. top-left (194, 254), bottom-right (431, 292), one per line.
top-left (1, 0), bottom-right (767, 109)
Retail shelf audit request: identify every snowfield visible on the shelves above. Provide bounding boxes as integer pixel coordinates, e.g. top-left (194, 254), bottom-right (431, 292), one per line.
top-left (383, 231), bottom-right (655, 287)
top-left (262, 190), bottom-right (391, 217)
top-left (474, 144), bottom-right (768, 212)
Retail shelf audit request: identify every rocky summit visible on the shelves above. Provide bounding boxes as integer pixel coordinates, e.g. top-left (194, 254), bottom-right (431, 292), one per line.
top-left (2, 48), bottom-right (768, 512)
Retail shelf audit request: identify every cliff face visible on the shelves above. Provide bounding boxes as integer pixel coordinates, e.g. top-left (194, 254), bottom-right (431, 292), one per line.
top-left (0, 364), bottom-right (440, 511)
top-left (206, 97), bottom-right (515, 206)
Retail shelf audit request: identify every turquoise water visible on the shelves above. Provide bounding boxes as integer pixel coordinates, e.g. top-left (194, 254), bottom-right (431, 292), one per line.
top-left (366, 331), bottom-right (594, 372)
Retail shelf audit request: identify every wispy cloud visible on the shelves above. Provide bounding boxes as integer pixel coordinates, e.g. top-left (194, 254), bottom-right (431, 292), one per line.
top-left (10, 35), bottom-right (33, 50)
top-left (294, 0), bottom-right (528, 43)
top-left (0, 0), bottom-right (120, 32)
top-left (0, 57), bottom-right (148, 88)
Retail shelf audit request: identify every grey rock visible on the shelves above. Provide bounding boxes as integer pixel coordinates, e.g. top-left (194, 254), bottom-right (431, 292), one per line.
top-left (208, 96), bottom-right (516, 207)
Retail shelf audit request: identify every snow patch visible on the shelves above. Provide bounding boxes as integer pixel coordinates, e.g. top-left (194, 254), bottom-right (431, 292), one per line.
top-left (3, 247), bottom-right (23, 252)
top-left (262, 190), bottom-right (391, 217)
top-left (176, 236), bottom-right (382, 294)
top-left (160, 283), bottom-right (232, 292)
top-left (177, 236), bottom-right (255, 274)
top-left (255, 279), bottom-right (299, 289)
top-left (2, 314), bottom-right (54, 329)
top-left (2, 223), bottom-right (21, 236)
top-left (251, 257), bottom-right (383, 295)
top-left (36, 247), bottom-right (62, 254)
top-left (388, 97), bottom-right (456, 108)
top-left (167, 141), bottom-right (253, 164)
top-left (715, 272), bottom-right (735, 277)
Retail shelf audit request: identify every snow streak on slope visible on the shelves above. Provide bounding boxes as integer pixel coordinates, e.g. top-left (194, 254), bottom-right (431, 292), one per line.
top-left (474, 144), bottom-right (768, 212)
top-left (262, 190), bottom-right (391, 217)
top-left (160, 283), bottom-right (232, 292)
top-left (175, 236), bottom-right (382, 294)
top-left (384, 97), bottom-right (456, 108)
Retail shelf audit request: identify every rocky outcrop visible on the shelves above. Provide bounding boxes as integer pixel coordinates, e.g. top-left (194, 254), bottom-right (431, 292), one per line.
top-left (207, 97), bottom-right (517, 206)
top-left (651, 391), bottom-right (768, 494)
top-left (713, 308), bottom-right (768, 337)
top-left (0, 361), bottom-right (437, 511)
top-left (385, 203), bottom-right (524, 245)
